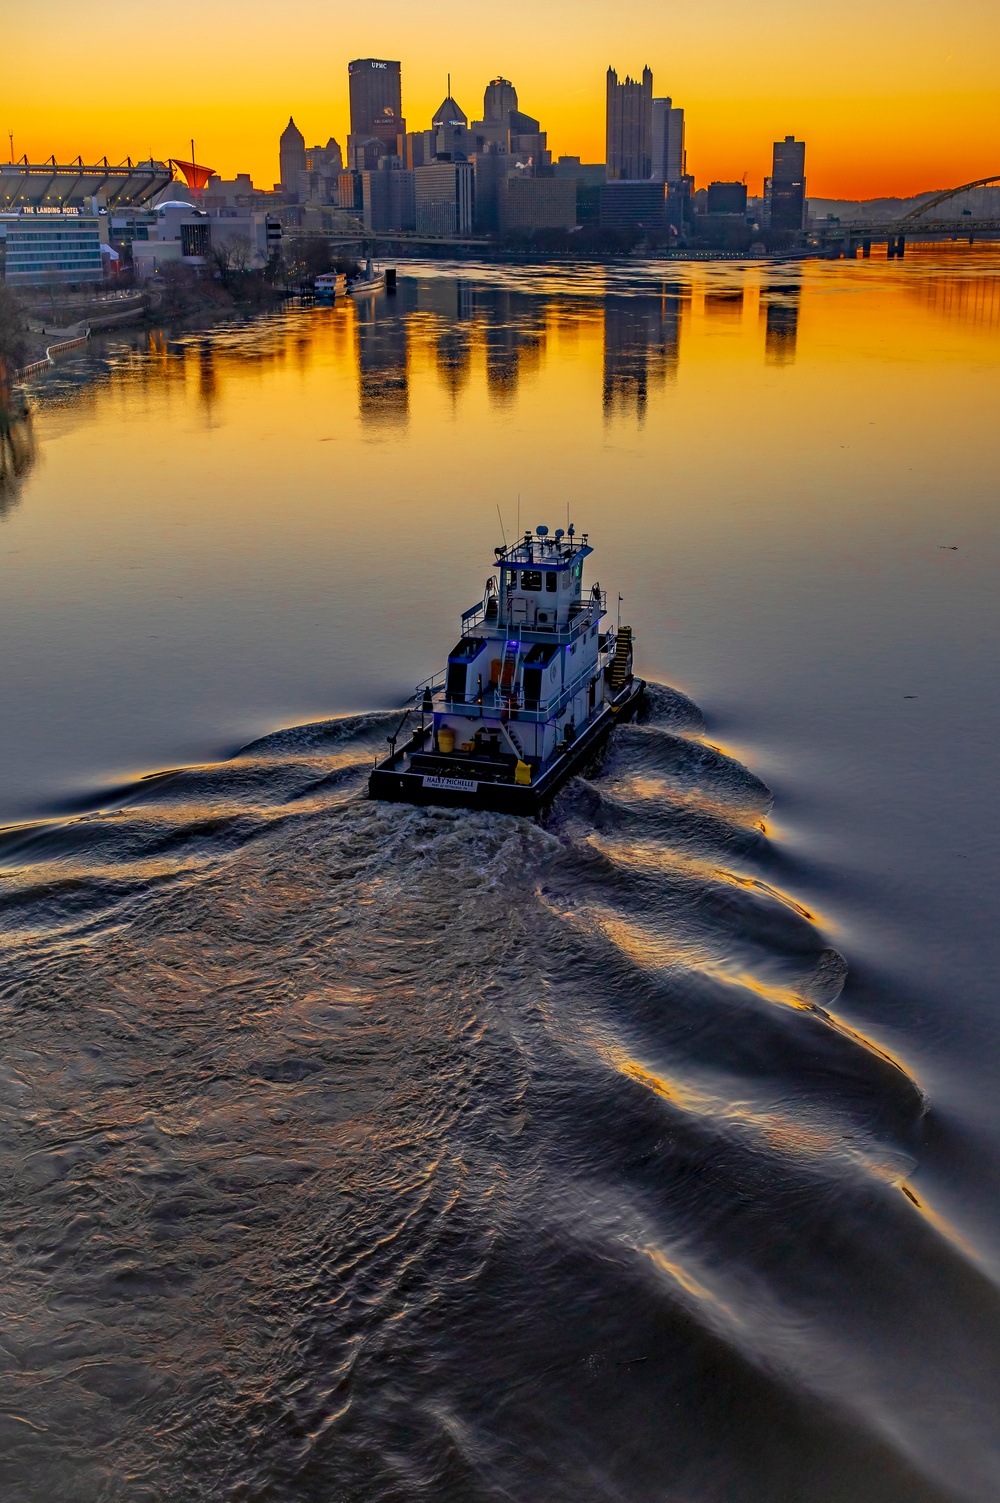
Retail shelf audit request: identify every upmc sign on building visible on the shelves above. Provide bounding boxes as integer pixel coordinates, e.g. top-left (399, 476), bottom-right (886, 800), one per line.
top-left (348, 58), bottom-right (403, 138)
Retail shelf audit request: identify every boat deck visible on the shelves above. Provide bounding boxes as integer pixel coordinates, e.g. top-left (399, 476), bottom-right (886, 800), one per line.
top-left (368, 678), bottom-right (645, 816)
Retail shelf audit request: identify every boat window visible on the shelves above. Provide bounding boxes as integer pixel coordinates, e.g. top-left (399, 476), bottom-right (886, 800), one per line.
top-left (521, 570), bottom-right (543, 591)
top-left (503, 569), bottom-right (518, 591)
top-left (545, 572), bottom-right (558, 592)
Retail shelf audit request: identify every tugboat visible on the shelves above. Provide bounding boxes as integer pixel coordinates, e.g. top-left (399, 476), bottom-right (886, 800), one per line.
top-left (368, 525), bottom-right (644, 816)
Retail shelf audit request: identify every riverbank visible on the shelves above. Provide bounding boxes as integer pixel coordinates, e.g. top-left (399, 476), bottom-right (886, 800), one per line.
top-left (13, 275), bottom-right (286, 373)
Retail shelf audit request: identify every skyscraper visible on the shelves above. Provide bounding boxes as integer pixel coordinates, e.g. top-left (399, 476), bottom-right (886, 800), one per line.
top-left (348, 59), bottom-right (405, 165)
top-left (651, 99), bottom-right (668, 181)
top-left (483, 77), bottom-right (518, 123)
top-left (666, 108), bottom-right (685, 183)
top-left (773, 135), bottom-right (806, 181)
top-left (279, 117), bottom-right (306, 197)
top-left (414, 161), bottom-right (474, 236)
top-left (651, 98), bottom-right (686, 183)
top-left (470, 79), bottom-right (551, 171)
top-left (362, 165), bottom-right (416, 232)
top-left (765, 136), bottom-right (806, 231)
top-left (431, 90), bottom-right (470, 159)
top-left (606, 66), bottom-right (653, 181)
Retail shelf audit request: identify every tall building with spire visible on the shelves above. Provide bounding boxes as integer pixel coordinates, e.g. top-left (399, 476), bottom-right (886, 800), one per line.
top-left (606, 66), bottom-right (653, 181)
top-left (279, 117), bottom-right (307, 197)
top-left (428, 85), bottom-right (470, 159)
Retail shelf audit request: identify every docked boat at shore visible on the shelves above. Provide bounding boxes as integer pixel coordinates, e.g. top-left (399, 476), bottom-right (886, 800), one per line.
top-left (314, 271), bottom-right (347, 299)
top-left (368, 525), bottom-right (644, 816)
top-left (347, 258), bottom-right (386, 295)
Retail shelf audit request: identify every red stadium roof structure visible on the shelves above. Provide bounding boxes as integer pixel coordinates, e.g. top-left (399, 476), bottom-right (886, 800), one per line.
top-left (170, 159), bottom-right (216, 192)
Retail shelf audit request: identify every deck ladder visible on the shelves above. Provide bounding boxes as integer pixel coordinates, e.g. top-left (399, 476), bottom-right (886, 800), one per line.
top-left (610, 626), bottom-right (633, 691)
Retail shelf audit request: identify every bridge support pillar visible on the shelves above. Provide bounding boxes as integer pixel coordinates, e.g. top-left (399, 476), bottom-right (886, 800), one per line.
top-left (897, 234), bottom-right (906, 258)
top-left (862, 239), bottom-right (871, 258)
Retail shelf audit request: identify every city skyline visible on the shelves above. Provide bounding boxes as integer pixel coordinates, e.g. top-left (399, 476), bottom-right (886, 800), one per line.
top-left (5, 0), bottom-right (999, 199)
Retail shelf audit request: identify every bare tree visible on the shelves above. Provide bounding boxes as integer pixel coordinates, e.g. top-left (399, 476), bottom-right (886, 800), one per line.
top-left (0, 287), bottom-right (29, 384)
top-left (211, 233), bottom-right (255, 289)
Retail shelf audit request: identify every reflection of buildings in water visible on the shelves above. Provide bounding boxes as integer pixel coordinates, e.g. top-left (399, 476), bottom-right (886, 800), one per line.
top-left (416, 279), bottom-right (475, 323)
top-left (908, 271), bottom-right (1000, 332)
top-left (354, 297), bottom-right (410, 427)
top-left (704, 288), bottom-right (745, 319)
top-left (414, 279), bottom-right (476, 400)
top-left (478, 291), bottom-right (547, 406)
top-left (137, 330), bottom-right (196, 395)
top-left (761, 282), bottom-right (801, 364)
top-left (0, 404), bottom-right (36, 517)
top-left (313, 301), bottom-right (352, 364)
top-left (194, 342), bottom-right (218, 414)
top-left (434, 324), bottom-right (472, 399)
top-left (602, 289), bottom-right (683, 418)
top-left (545, 301), bottom-right (601, 351)
top-left (406, 281), bottom-right (547, 406)
top-left (133, 320), bottom-right (319, 407)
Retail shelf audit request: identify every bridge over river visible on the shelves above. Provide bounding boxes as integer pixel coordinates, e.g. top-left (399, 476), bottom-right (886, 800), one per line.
top-left (815, 174), bottom-right (1000, 256)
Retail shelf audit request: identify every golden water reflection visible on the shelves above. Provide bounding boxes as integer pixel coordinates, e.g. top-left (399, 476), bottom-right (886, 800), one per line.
top-left (25, 248), bottom-right (993, 444)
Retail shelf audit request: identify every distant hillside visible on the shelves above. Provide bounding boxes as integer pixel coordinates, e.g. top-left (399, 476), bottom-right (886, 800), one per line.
top-left (809, 187), bottom-right (1000, 222)
top-left (809, 193), bottom-right (940, 221)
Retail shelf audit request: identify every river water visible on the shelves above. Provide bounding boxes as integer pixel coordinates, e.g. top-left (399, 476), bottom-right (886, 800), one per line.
top-left (1, 252), bottom-right (999, 1502)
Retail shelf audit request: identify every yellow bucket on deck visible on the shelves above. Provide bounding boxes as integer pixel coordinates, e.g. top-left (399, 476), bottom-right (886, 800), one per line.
top-left (437, 725), bottom-right (455, 754)
top-left (514, 760), bottom-right (532, 786)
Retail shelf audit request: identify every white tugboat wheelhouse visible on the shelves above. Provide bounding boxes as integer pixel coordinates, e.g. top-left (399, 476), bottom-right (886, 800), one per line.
top-left (369, 525), bottom-right (643, 815)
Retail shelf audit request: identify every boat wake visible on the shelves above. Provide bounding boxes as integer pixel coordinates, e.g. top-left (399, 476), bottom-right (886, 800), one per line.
top-left (1, 686), bottom-right (997, 1503)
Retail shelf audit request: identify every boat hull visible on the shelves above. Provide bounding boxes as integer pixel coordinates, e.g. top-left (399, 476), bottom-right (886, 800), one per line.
top-left (368, 679), bottom-right (645, 817)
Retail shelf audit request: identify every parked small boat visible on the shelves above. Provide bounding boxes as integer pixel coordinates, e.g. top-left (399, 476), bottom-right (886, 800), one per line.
top-left (347, 258), bottom-right (385, 295)
top-left (368, 525), bottom-right (644, 816)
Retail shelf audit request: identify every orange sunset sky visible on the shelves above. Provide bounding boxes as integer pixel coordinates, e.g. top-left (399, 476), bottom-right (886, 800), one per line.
top-left (8, 0), bottom-right (999, 198)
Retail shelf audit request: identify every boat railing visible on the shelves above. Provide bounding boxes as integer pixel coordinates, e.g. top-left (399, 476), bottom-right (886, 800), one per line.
top-left (417, 655), bottom-right (606, 726)
top-left (461, 600), bottom-right (493, 631)
top-left (460, 594), bottom-right (604, 641)
top-left (414, 669), bottom-right (447, 697)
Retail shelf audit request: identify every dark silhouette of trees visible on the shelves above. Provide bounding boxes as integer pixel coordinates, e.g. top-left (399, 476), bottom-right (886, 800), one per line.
top-left (0, 287), bottom-right (28, 381)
